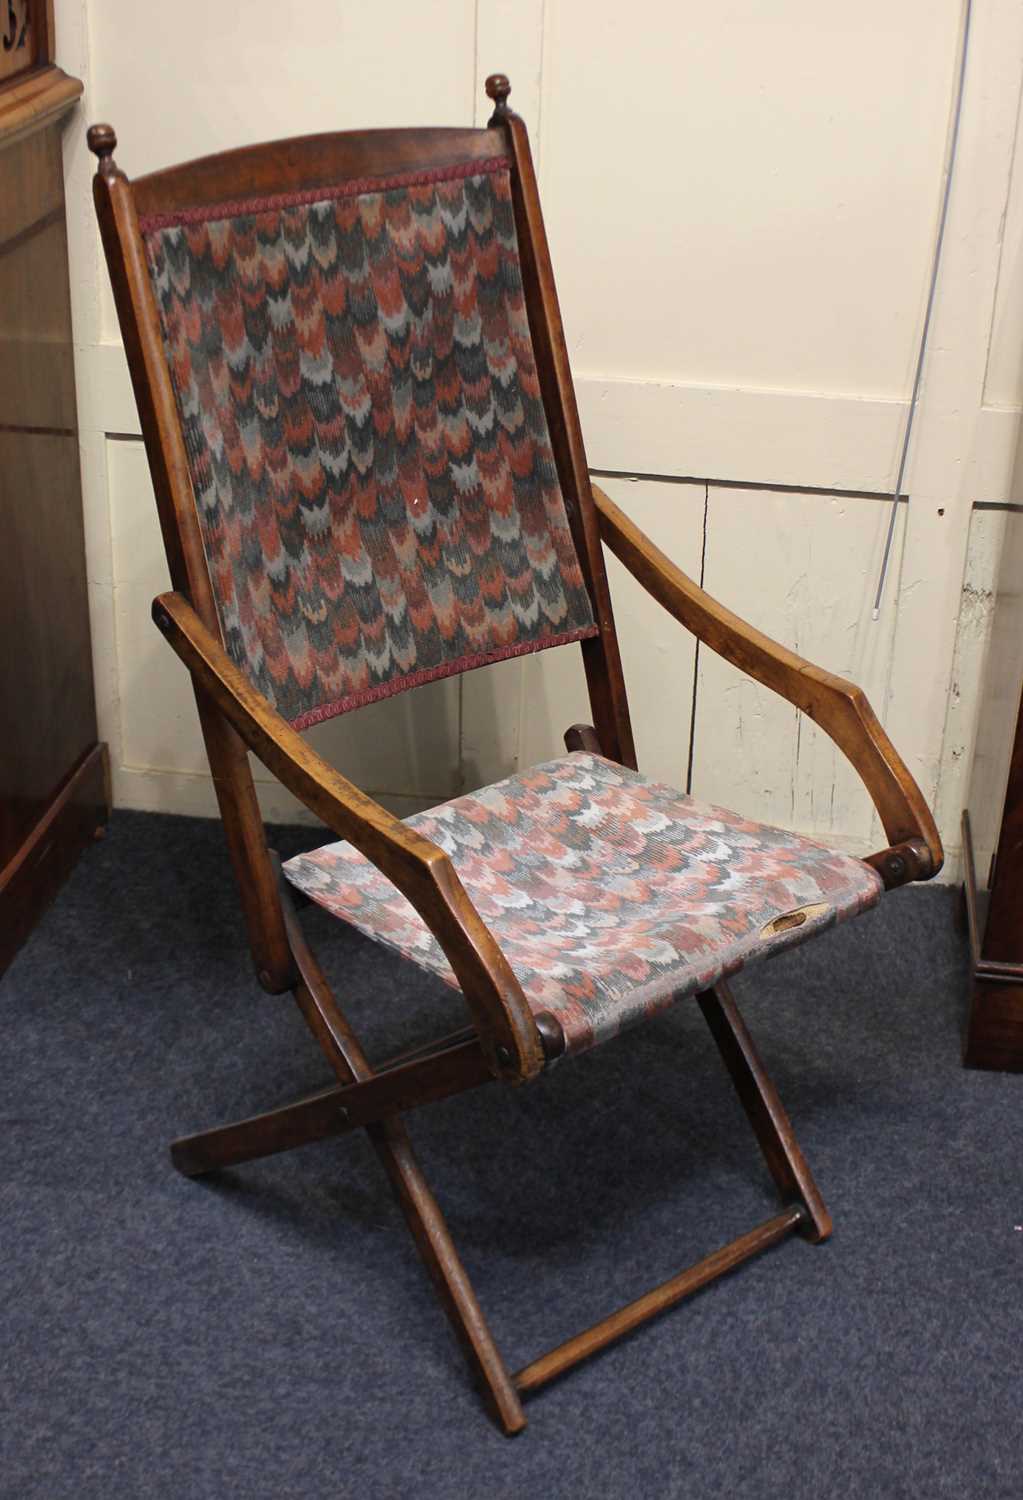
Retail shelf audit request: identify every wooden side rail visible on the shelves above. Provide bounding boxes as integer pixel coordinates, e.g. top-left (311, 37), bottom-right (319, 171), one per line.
top-left (152, 590), bottom-right (545, 1083)
top-left (170, 1034), bottom-right (492, 1177)
top-left (592, 483), bottom-right (942, 884)
top-left (513, 1206), bottom-right (805, 1395)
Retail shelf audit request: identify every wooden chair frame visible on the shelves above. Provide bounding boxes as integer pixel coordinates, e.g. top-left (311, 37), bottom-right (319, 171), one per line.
top-left (87, 75), bottom-right (942, 1435)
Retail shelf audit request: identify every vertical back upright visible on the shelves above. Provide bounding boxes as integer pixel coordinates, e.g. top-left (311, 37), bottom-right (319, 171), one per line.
top-left (485, 76), bottom-right (637, 769)
top-left (87, 125), bottom-right (295, 992)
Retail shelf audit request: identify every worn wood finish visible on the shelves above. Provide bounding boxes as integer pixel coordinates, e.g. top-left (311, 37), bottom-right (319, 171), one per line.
top-left (513, 1206), bottom-right (804, 1396)
top-left (171, 1036), bottom-right (491, 1177)
top-left (132, 126), bottom-right (508, 220)
top-left (0, 65), bottom-right (80, 151)
top-left (698, 982), bottom-right (831, 1242)
top-left (486, 77), bottom-right (636, 769)
top-left (592, 482), bottom-right (942, 879)
top-left (153, 589), bottom-right (542, 1082)
top-left (171, 1082), bottom-right (351, 1177)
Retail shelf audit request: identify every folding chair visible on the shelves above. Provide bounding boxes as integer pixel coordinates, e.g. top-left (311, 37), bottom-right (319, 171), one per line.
top-left (87, 74), bottom-right (942, 1434)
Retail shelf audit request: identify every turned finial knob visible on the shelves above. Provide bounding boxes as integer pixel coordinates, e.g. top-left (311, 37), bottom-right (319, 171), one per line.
top-left (485, 73), bottom-right (511, 120)
top-left (87, 124), bottom-right (118, 173)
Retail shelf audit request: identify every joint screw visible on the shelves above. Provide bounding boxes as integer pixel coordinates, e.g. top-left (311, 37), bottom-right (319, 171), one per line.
top-left (155, 611), bottom-right (171, 633)
top-left (257, 969), bottom-right (273, 991)
top-left (338, 1105), bottom-right (350, 1125)
top-left (495, 1044), bottom-right (512, 1069)
top-left (886, 854), bottom-right (906, 882)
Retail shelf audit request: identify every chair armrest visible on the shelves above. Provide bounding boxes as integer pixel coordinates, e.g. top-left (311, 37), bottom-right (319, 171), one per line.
top-left (152, 591), bottom-right (544, 1081)
top-left (591, 484), bottom-right (943, 882)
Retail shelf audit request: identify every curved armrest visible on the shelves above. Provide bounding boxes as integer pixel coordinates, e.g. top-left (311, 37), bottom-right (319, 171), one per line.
top-left (152, 591), bottom-right (544, 1081)
top-left (592, 484), bottom-right (942, 882)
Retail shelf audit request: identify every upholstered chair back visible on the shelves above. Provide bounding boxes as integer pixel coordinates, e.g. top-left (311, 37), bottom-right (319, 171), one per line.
top-left (140, 158), bottom-right (597, 729)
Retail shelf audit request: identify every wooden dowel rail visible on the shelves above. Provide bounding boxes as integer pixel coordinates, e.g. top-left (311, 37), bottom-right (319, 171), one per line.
top-left (513, 1206), bottom-right (805, 1396)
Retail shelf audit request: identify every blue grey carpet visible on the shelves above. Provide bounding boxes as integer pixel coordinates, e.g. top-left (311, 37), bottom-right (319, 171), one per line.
top-left (1, 810), bottom-right (1020, 1499)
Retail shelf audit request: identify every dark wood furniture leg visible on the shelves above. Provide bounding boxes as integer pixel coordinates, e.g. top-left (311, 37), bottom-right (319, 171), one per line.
top-left (698, 981), bottom-right (832, 1242)
top-left (171, 881), bottom-right (833, 1428)
top-left (169, 923), bottom-right (831, 1427)
top-left (289, 885), bottom-right (529, 1432)
top-left (961, 809), bottom-right (1023, 1073)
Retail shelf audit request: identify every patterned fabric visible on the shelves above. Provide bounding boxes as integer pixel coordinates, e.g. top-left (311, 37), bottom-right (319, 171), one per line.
top-left (283, 753), bottom-right (883, 1054)
top-left (141, 160), bottom-right (596, 729)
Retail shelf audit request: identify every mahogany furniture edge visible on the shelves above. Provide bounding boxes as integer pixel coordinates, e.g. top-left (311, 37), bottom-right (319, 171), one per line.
top-left (961, 814), bottom-right (1023, 1072)
top-left (0, 743), bottom-right (108, 976)
top-left (1, 45), bottom-right (105, 976)
top-left (0, 64), bottom-right (82, 149)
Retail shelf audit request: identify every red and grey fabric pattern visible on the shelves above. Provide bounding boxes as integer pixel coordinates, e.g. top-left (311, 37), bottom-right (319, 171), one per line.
top-left (282, 752), bottom-right (883, 1054)
top-left (141, 160), bottom-right (597, 728)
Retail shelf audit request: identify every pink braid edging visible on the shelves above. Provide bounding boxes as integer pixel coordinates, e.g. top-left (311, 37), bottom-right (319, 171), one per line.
top-left (288, 625), bottom-right (600, 732)
top-left (139, 156), bottom-right (513, 233)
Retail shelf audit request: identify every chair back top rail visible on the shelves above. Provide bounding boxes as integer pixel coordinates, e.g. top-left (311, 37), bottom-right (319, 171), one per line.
top-left (132, 126), bottom-right (508, 220)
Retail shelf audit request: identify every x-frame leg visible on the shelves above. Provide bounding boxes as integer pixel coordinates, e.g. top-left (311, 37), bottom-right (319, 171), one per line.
top-left (698, 980), bottom-right (832, 1243)
top-left (283, 895), bottom-right (529, 1435)
top-left (172, 896), bottom-right (830, 1433)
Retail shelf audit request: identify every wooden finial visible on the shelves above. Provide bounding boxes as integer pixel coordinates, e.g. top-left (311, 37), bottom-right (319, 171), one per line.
top-left (485, 73), bottom-right (511, 123)
top-left (87, 123), bottom-right (118, 174)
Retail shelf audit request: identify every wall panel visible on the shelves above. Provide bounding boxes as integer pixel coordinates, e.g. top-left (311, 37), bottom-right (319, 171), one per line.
top-left (461, 478), bottom-right (704, 788)
top-left (56, 0), bottom-right (1023, 878)
top-left (691, 487), bottom-right (906, 849)
top-left (540, 1), bottom-right (960, 397)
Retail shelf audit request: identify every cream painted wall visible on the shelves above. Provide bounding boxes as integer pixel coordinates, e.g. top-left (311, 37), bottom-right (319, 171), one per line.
top-left (56, 0), bottom-right (1023, 876)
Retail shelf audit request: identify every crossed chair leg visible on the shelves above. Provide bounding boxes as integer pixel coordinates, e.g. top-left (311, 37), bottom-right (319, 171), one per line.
top-left (171, 883), bottom-right (831, 1436)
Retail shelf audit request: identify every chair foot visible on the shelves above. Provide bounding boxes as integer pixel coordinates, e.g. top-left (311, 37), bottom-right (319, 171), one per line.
top-left (698, 981), bottom-right (832, 1243)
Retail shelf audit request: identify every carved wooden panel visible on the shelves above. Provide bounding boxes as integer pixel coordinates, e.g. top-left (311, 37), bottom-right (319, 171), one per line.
top-left (0, 0), bottom-right (46, 85)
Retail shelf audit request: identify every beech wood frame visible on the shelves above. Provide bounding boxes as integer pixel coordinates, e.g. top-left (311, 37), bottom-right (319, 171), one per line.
top-left (87, 73), bottom-right (942, 1435)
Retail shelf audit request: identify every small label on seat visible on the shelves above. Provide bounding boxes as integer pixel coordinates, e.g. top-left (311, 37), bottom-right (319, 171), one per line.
top-left (759, 903), bottom-right (830, 939)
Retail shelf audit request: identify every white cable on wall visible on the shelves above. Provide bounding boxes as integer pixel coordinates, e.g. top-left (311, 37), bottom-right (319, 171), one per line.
top-left (871, 0), bottom-right (973, 620)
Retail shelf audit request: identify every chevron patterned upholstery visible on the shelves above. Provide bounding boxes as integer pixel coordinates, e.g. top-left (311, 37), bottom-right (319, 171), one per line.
top-left (283, 753), bottom-right (883, 1054)
top-left (141, 159), bottom-right (597, 729)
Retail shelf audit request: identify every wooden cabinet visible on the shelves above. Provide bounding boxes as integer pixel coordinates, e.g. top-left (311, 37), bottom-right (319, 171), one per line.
top-left (0, 13), bottom-right (108, 974)
top-left (962, 483), bottom-right (1023, 1071)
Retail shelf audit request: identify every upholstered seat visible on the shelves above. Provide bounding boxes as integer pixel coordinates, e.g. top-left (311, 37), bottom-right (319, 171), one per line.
top-left (284, 752), bottom-right (882, 1054)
